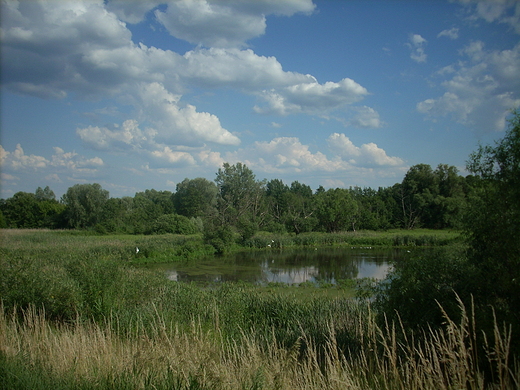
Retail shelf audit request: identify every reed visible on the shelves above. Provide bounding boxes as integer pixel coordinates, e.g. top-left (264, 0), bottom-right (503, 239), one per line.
top-left (1, 298), bottom-right (517, 389)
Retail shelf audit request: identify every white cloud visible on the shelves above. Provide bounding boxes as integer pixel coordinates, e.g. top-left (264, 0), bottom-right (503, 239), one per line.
top-left (417, 41), bottom-right (520, 132)
top-left (1, 0), bottom-right (369, 157)
top-left (149, 146), bottom-right (196, 168)
top-left (137, 82), bottom-right (241, 146)
top-left (182, 48), bottom-right (313, 90)
top-left (254, 78), bottom-right (368, 115)
top-left (348, 106), bottom-right (383, 128)
top-left (438, 27), bottom-right (459, 39)
top-left (45, 174), bottom-right (62, 183)
top-left (0, 144), bottom-right (104, 173)
top-left (51, 147), bottom-right (104, 171)
top-left (105, 0), bottom-right (163, 24)
top-left (1, 172), bottom-right (19, 181)
top-left (0, 144), bottom-right (48, 170)
top-left (220, 134), bottom-right (404, 178)
top-left (327, 133), bottom-right (404, 167)
top-left (459, 0), bottom-right (520, 34)
top-left (407, 33), bottom-right (427, 63)
top-left (76, 119), bottom-right (149, 151)
top-left (153, 0), bottom-right (315, 48)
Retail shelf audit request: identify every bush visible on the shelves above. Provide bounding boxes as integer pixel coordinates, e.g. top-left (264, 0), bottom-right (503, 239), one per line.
top-left (152, 214), bottom-right (198, 235)
top-left (203, 223), bottom-right (235, 255)
top-left (375, 246), bottom-right (474, 331)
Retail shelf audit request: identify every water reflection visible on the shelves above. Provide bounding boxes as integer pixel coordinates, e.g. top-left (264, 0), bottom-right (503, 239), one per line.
top-left (150, 248), bottom-right (406, 285)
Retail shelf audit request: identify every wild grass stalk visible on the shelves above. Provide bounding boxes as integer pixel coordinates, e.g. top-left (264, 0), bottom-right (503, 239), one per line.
top-left (1, 298), bottom-right (517, 390)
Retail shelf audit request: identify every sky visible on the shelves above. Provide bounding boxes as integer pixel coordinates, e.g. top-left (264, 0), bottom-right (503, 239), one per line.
top-left (1, 0), bottom-right (520, 199)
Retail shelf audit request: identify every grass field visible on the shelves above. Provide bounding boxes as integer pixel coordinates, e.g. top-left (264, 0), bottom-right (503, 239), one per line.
top-left (1, 228), bottom-right (517, 389)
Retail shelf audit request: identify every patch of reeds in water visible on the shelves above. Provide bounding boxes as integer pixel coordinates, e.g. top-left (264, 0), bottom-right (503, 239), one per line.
top-left (1, 297), bottom-right (517, 390)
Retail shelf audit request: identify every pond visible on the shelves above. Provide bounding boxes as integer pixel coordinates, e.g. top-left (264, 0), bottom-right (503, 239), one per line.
top-left (148, 247), bottom-right (410, 285)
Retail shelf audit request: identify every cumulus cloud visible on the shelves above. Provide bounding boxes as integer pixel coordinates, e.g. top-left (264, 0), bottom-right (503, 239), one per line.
top-left (327, 133), bottom-right (404, 167)
top-left (2, 0), bottom-right (368, 156)
top-left (407, 33), bottom-right (427, 63)
top-left (254, 78), bottom-right (369, 115)
top-left (438, 27), bottom-right (459, 39)
top-left (76, 120), bottom-right (150, 151)
top-left (417, 41), bottom-right (520, 132)
top-left (0, 144), bottom-right (104, 180)
top-left (149, 147), bottom-right (196, 168)
top-left (182, 48), bottom-right (314, 90)
top-left (347, 106), bottom-right (383, 128)
top-left (0, 144), bottom-right (48, 170)
top-left (154, 0), bottom-right (315, 48)
top-left (137, 82), bottom-right (241, 146)
top-left (220, 134), bottom-right (404, 177)
top-left (458, 0), bottom-right (520, 34)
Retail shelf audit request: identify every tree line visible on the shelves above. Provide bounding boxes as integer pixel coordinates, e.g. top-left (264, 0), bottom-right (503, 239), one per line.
top-left (0, 162), bottom-right (475, 236)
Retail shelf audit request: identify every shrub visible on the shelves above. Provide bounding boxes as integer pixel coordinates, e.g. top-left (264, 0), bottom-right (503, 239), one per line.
top-left (152, 214), bottom-right (197, 235)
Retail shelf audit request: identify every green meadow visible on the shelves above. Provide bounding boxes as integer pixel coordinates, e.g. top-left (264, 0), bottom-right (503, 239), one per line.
top-left (1, 229), bottom-right (518, 389)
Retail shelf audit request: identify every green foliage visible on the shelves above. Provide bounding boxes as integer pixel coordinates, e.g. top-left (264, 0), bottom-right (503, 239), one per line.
top-left (173, 177), bottom-right (217, 218)
top-left (375, 247), bottom-right (473, 330)
top-left (465, 110), bottom-right (520, 329)
top-left (375, 110), bottom-right (520, 356)
top-left (62, 183), bottom-right (109, 229)
top-left (203, 222), bottom-right (235, 255)
top-left (152, 214), bottom-right (198, 235)
top-left (315, 188), bottom-right (358, 232)
top-left (215, 162), bottom-right (266, 227)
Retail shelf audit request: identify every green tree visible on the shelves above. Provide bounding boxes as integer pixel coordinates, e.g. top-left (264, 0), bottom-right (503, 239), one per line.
top-left (35, 186), bottom-right (56, 201)
top-left (315, 188), bottom-right (358, 233)
top-left (265, 179), bottom-right (289, 225)
top-left (1, 192), bottom-right (41, 228)
top-left (432, 164), bottom-right (467, 228)
top-left (173, 177), bottom-right (217, 218)
top-left (62, 183), bottom-right (109, 229)
top-left (376, 110), bottom-right (520, 352)
top-left (152, 214), bottom-right (197, 235)
top-left (465, 110), bottom-right (520, 327)
top-left (350, 187), bottom-right (392, 230)
top-left (284, 181), bottom-right (317, 234)
top-left (400, 164), bottom-right (438, 229)
top-left (214, 162), bottom-right (266, 227)
top-left (138, 189), bottom-right (174, 214)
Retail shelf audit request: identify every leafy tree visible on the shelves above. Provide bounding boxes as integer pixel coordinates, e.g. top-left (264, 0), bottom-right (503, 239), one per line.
top-left (126, 193), bottom-right (162, 234)
top-left (152, 214), bottom-right (197, 235)
top-left (173, 178), bottom-right (217, 218)
top-left (62, 183), bottom-right (109, 229)
top-left (315, 188), bottom-right (358, 233)
top-left (265, 178), bottom-right (289, 224)
top-left (284, 181), bottom-right (317, 234)
top-left (399, 164), bottom-right (438, 229)
top-left (203, 220), bottom-right (234, 255)
top-left (1, 192), bottom-right (41, 228)
top-left (137, 189), bottom-right (174, 214)
top-left (465, 110), bottom-right (520, 328)
top-left (376, 110), bottom-right (520, 353)
top-left (215, 162), bottom-right (266, 228)
top-left (35, 186), bottom-right (56, 201)
top-left (431, 164), bottom-right (467, 228)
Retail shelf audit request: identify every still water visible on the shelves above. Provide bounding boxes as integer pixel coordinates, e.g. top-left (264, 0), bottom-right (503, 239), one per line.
top-left (149, 248), bottom-right (409, 285)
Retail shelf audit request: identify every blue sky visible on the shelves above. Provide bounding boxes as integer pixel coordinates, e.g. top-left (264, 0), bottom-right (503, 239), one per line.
top-left (1, 0), bottom-right (519, 199)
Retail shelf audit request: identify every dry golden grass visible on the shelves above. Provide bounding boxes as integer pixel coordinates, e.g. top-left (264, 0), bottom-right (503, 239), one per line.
top-left (1, 298), bottom-right (518, 390)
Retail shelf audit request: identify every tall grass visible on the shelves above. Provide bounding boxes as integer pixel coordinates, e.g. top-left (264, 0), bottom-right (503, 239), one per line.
top-left (1, 299), bottom-right (517, 389)
top-left (245, 229), bottom-right (461, 249)
top-left (1, 229), bottom-right (517, 389)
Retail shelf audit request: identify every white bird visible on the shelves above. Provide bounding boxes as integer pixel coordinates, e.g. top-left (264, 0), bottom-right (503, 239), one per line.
top-left (136, 247), bottom-right (140, 254)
